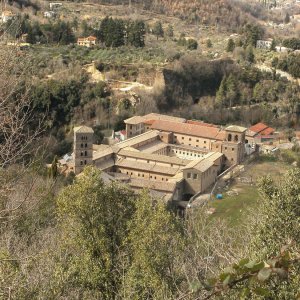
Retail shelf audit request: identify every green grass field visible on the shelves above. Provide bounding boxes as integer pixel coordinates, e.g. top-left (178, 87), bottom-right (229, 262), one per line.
top-left (209, 160), bottom-right (291, 226)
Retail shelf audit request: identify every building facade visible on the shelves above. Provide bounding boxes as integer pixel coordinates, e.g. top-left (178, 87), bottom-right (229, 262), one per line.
top-left (66, 115), bottom-right (247, 203)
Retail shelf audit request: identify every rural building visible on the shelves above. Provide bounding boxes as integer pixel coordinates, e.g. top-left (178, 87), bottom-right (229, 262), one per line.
top-left (62, 114), bottom-right (248, 204)
top-left (77, 36), bottom-right (97, 47)
top-left (256, 39), bottom-right (273, 49)
top-left (246, 122), bottom-right (275, 144)
top-left (44, 11), bottom-right (56, 18)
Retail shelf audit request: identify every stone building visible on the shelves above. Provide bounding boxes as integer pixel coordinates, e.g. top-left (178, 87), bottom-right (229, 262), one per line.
top-left (66, 114), bottom-right (247, 203)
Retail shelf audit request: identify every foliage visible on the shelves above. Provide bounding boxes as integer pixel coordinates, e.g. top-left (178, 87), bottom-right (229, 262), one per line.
top-left (123, 192), bottom-right (184, 299)
top-left (226, 38), bottom-right (235, 52)
top-left (242, 23), bottom-right (264, 47)
top-left (275, 54), bottom-right (300, 78)
top-left (98, 17), bottom-right (146, 48)
top-left (282, 37), bottom-right (300, 50)
top-left (206, 39), bottom-right (213, 48)
top-left (152, 21), bottom-right (164, 40)
top-left (187, 39), bottom-right (198, 50)
top-left (54, 167), bottom-right (136, 299)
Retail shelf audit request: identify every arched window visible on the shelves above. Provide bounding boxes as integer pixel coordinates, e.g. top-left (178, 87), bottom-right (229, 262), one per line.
top-left (228, 134), bottom-right (232, 141)
top-left (81, 151), bottom-right (83, 156)
top-left (234, 135), bottom-right (239, 142)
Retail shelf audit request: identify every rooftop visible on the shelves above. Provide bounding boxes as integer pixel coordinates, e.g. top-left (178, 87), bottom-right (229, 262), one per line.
top-left (183, 152), bottom-right (223, 172)
top-left (225, 125), bottom-right (247, 133)
top-left (151, 120), bottom-right (225, 140)
top-left (74, 125), bottom-right (94, 133)
top-left (124, 113), bottom-right (186, 125)
top-left (128, 178), bottom-right (177, 193)
top-left (117, 149), bottom-right (190, 166)
top-left (249, 123), bottom-right (274, 135)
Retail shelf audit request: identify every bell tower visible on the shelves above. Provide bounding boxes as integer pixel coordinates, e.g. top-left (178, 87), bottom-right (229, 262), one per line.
top-left (73, 126), bottom-right (94, 175)
top-left (222, 125), bottom-right (247, 166)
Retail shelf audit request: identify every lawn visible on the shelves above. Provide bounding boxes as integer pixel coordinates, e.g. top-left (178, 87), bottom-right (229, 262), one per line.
top-left (209, 160), bottom-right (291, 226)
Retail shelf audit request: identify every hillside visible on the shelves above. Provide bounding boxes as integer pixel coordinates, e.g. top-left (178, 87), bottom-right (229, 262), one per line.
top-left (90, 0), bottom-right (265, 29)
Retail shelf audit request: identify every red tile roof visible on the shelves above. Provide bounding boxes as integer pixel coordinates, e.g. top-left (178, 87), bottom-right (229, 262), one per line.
top-left (249, 123), bottom-right (274, 135)
top-left (151, 120), bottom-right (225, 140)
top-left (187, 120), bottom-right (218, 128)
top-left (260, 127), bottom-right (275, 135)
top-left (144, 119), bottom-right (155, 125)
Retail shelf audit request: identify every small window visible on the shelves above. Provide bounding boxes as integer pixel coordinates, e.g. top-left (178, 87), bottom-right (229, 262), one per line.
top-left (225, 147), bottom-right (227, 150)
top-left (80, 160), bottom-right (83, 165)
top-left (196, 139), bottom-right (199, 142)
top-left (155, 177), bottom-right (157, 180)
top-left (162, 178), bottom-right (164, 181)
top-left (232, 148), bottom-right (235, 151)
top-left (187, 173), bottom-right (191, 179)
top-left (216, 145), bottom-right (219, 149)
top-left (85, 143), bottom-right (87, 148)
top-left (189, 138), bottom-right (191, 141)
top-left (85, 151), bottom-right (87, 156)
top-left (150, 176), bottom-right (152, 179)
top-left (142, 174), bottom-right (144, 177)
top-left (138, 173), bottom-right (140, 177)
top-left (193, 173), bottom-right (198, 180)
top-left (166, 179), bottom-right (168, 182)
top-left (81, 152), bottom-right (83, 156)
top-left (182, 137), bottom-right (184, 140)
top-left (81, 143), bottom-right (84, 148)
top-left (84, 160), bottom-right (87, 165)
top-left (204, 141), bottom-right (207, 144)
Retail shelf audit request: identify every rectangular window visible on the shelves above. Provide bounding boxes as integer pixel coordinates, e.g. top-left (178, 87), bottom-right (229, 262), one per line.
top-left (193, 173), bottom-right (198, 180)
top-left (204, 141), bottom-right (207, 144)
top-left (182, 137), bottom-right (184, 140)
top-left (189, 138), bottom-right (191, 141)
top-left (187, 173), bottom-right (191, 179)
top-left (232, 148), bottom-right (235, 151)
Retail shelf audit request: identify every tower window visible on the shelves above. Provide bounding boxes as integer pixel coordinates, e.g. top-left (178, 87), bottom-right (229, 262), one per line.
top-left (234, 135), bottom-right (239, 142)
top-left (228, 134), bottom-right (232, 141)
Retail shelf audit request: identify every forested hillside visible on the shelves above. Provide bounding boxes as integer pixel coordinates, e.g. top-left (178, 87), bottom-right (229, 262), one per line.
top-left (81, 0), bottom-right (264, 29)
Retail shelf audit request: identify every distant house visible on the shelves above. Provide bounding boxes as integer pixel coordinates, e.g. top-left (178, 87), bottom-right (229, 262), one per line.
top-left (276, 46), bottom-right (292, 53)
top-left (246, 122), bottom-right (276, 144)
top-left (0, 10), bottom-right (15, 23)
top-left (44, 11), bottom-right (56, 18)
top-left (77, 36), bottom-right (97, 47)
top-left (256, 39), bottom-right (273, 50)
top-left (49, 2), bottom-right (62, 10)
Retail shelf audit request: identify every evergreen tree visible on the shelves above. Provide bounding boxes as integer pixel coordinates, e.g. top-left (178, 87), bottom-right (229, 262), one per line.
top-left (165, 24), bottom-right (174, 39)
top-left (245, 45), bottom-right (255, 63)
top-left (123, 192), bottom-right (184, 299)
top-left (206, 39), bottom-right (213, 48)
top-left (226, 38), bottom-right (235, 52)
top-left (153, 21), bottom-right (164, 40)
top-left (270, 39), bottom-right (276, 51)
top-left (127, 20), bottom-right (146, 48)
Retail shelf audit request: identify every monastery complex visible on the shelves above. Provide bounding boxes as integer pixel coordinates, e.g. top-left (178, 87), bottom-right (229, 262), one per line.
top-left (65, 113), bottom-right (250, 203)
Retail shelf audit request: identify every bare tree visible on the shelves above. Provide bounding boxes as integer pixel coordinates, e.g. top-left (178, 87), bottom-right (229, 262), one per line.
top-left (0, 25), bottom-right (45, 224)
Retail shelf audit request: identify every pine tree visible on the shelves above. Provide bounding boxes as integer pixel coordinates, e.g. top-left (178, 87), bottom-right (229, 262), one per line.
top-left (165, 24), bottom-right (174, 39)
top-left (153, 21), bottom-right (164, 40)
top-left (226, 38), bottom-right (235, 52)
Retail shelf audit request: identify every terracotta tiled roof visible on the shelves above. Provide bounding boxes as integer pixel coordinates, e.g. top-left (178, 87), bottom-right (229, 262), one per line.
top-left (117, 149), bottom-right (189, 166)
top-left (187, 120), bottom-right (218, 127)
top-left (151, 120), bottom-right (225, 140)
top-left (260, 127), bottom-right (275, 135)
top-left (116, 159), bottom-right (180, 175)
top-left (124, 113), bottom-right (186, 125)
top-left (249, 123), bottom-right (268, 133)
top-left (183, 152), bottom-right (223, 172)
top-left (129, 178), bottom-right (176, 193)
